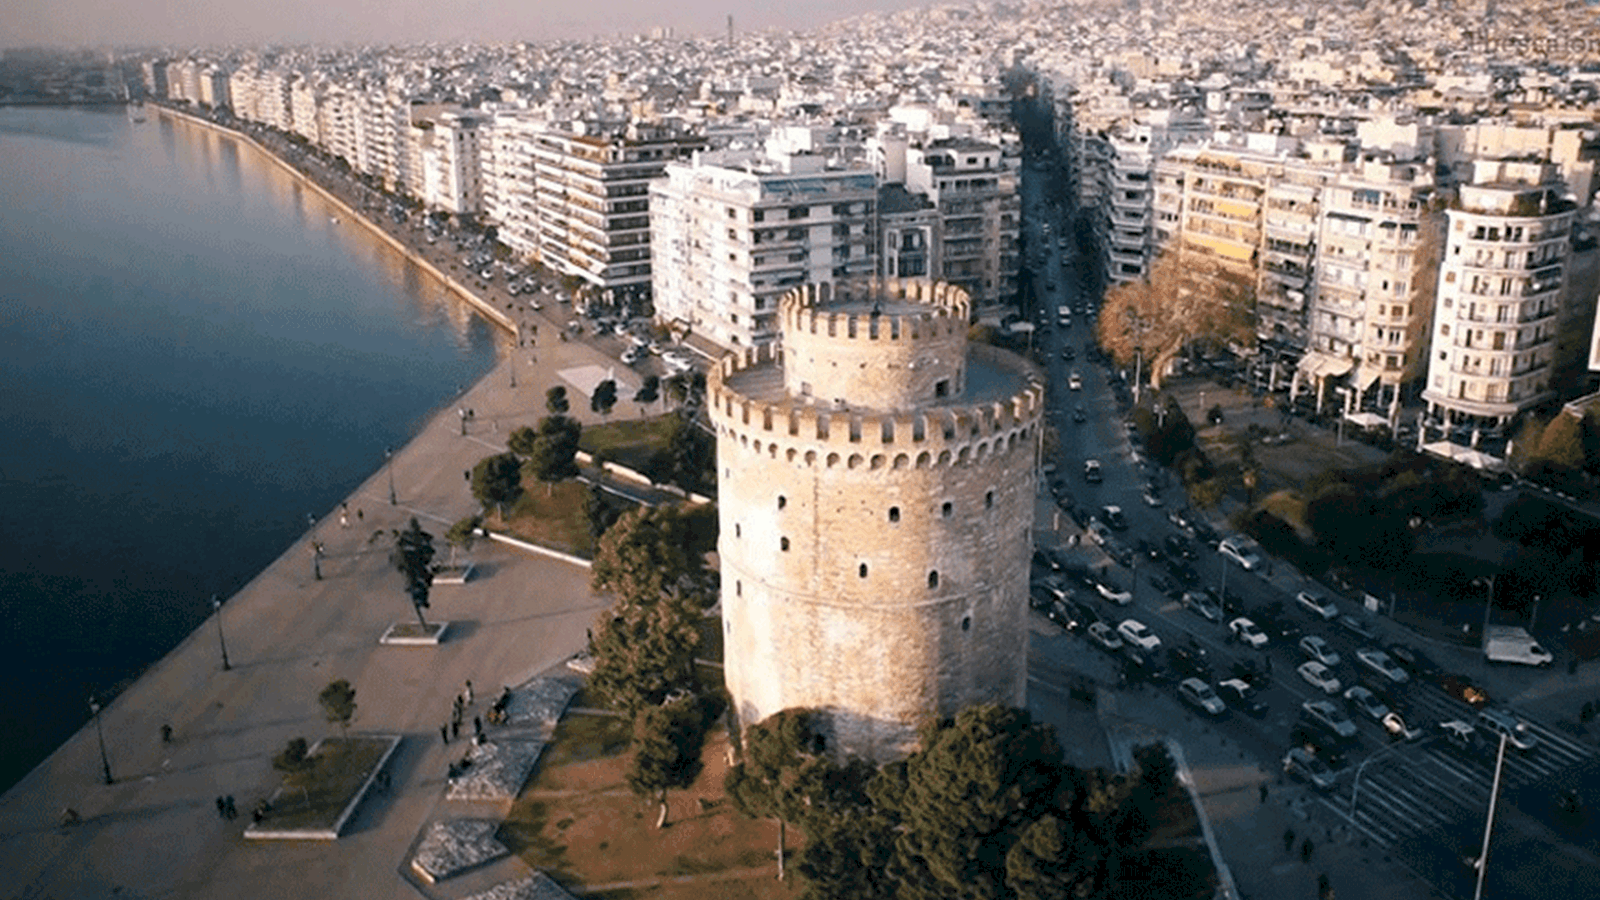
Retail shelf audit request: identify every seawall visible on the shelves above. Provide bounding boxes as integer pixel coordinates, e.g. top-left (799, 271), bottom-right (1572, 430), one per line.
top-left (153, 105), bottom-right (522, 343)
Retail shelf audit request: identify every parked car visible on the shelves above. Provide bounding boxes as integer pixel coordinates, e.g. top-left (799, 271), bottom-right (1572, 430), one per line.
top-left (1298, 635), bottom-right (1342, 667)
top-left (1338, 614), bottom-right (1379, 641)
top-left (1142, 486), bottom-right (1164, 507)
top-left (1283, 746), bottom-right (1338, 791)
top-left (1046, 602), bottom-right (1084, 634)
top-left (1302, 699), bottom-right (1359, 739)
top-left (1164, 534), bottom-right (1197, 561)
top-left (1095, 576), bottom-right (1133, 605)
top-left (1167, 508), bottom-right (1197, 536)
top-left (1118, 619), bottom-right (1161, 651)
top-left (1167, 561), bottom-right (1201, 587)
top-left (1218, 537), bottom-right (1263, 571)
top-left (1217, 679), bottom-right (1269, 717)
top-left (1344, 686), bottom-right (1391, 722)
top-left (1100, 505), bottom-right (1128, 531)
top-left (1296, 591), bottom-right (1340, 621)
top-left (1386, 643), bottom-right (1440, 678)
top-left (1228, 617), bottom-right (1269, 648)
top-left (1355, 648), bottom-right (1410, 685)
top-left (1069, 372), bottom-right (1083, 390)
top-left (1229, 656), bottom-right (1272, 688)
top-left (1298, 660), bottom-right (1343, 695)
top-left (1168, 645), bottom-right (1214, 682)
top-left (1150, 574), bottom-right (1182, 599)
top-left (1381, 711), bottom-right (1425, 741)
top-left (1182, 591), bottom-right (1224, 623)
top-left (1179, 678), bottom-right (1227, 716)
top-left (1087, 621), bottom-right (1124, 653)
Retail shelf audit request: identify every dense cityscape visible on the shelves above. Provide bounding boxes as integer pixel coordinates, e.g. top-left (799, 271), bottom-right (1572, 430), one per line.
top-left (3, 1), bottom-right (1600, 898)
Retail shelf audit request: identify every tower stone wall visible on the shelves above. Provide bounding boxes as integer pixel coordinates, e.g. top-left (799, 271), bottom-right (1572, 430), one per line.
top-left (710, 278), bottom-right (1043, 762)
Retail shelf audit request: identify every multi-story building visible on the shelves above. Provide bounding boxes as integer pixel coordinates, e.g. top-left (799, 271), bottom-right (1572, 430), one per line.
top-left (651, 144), bottom-right (878, 349)
top-left (710, 278), bottom-right (1042, 762)
top-left (140, 59), bottom-right (169, 99)
top-left (1423, 160), bottom-right (1577, 432)
top-left (481, 110), bottom-right (545, 258)
top-left (420, 109), bottom-right (486, 216)
top-left (878, 183), bottom-right (942, 281)
top-left (904, 138), bottom-right (1020, 308)
top-left (288, 75), bottom-right (323, 146)
top-left (531, 120), bottom-right (704, 310)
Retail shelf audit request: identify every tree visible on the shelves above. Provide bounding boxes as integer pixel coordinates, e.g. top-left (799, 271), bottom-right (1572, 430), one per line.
top-left (471, 452), bottom-right (524, 516)
top-left (272, 737), bottom-right (313, 775)
top-left (585, 484), bottom-right (624, 540)
top-left (1095, 247), bottom-right (1254, 390)
top-left (392, 517), bottom-right (436, 626)
top-left (545, 385), bottom-right (570, 416)
top-left (872, 705), bottom-right (1066, 900)
top-left (506, 424), bottom-right (539, 458)
top-left (726, 708), bottom-right (851, 880)
top-left (444, 514), bottom-right (481, 565)
top-left (634, 375), bottom-right (661, 413)
top-left (647, 411), bottom-right (714, 493)
top-left (525, 415), bottom-right (582, 495)
top-left (663, 374), bottom-right (689, 409)
top-left (591, 504), bottom-right (714, 603)
top-left (625, 698), bottom-right (706, 828)
top-left (318, 679), bottom-right (357, 738)
top-left (1006, 813), bottom-right (1105, 900)
top-left (591, 379), bottom-right (618, 418)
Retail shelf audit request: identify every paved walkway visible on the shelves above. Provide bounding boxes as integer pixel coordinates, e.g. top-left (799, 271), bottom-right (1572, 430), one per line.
top-left (0, 116), bottom-right (665, 900)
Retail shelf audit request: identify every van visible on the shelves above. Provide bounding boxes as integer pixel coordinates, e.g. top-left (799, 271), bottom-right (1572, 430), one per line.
top-left (1083, 459), bottom-right (1102, 483)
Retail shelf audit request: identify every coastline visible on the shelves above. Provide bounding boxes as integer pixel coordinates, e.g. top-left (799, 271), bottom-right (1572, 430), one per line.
top-left (153, 104), bottom-right (523, 344)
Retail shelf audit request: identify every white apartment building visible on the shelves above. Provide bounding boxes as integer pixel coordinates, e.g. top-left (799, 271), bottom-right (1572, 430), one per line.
top-left (1090, 111), bottom-right (1211, 285)
top-left (651, 145), bottom-right (878, 349)
top-left (530, 121), bottom-right (705, 308)
top-left (420, 109), bottom-right (486, 216)
top-left (289, 76), bottom-right (323, 146)
top-left (904, 138), bottom-right (1020, 307)
top-left (1423, 160), bottom-right (1577, 430)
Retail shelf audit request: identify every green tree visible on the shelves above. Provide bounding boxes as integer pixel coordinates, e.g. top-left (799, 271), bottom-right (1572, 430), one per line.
top-left (444, 514), bottom-right (481, 565)
top-left (663, 374), bottom-right (689, 409)
top-left (545, 385), bottom-right (570, 416)
top-left (585, 484), bottom-right (623, 540)
top-left (472, 452), bottom-right (525, 516)
top-left (272, 737), bottom-right (312, 775)
top-left (590, 504), bottom-right (714, 603)
top-left (506, 424), bottom-right (539, 458)
top-left (633, 375), bottom-right (661, 413)
top-left (1305, 484), bottom-right (1414, 571)
top-left (647, 411), bottom-right (714, 493)
top-left (392, 517), bottom-right (436, 626)
top-left (318, 679), bottom-right (357, 738)
top-left (1006, 813), bottom-right (1105, 900)
top-left (872, 705), bottom-right (1066, 900)
top-left (625, 699), bottom-right (706, 828)
top-left (1095, 247), bottom-right (1255, 390)
top-left (1538, 411), bottom-right (1586, 469)
top-left (591, 379), bottom-right (618, 418)
top-left (525, 415), bottom-right (583, 495)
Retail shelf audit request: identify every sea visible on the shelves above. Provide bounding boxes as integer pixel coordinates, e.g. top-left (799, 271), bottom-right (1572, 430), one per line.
top-left (0, 105), bottom-right (502, 793)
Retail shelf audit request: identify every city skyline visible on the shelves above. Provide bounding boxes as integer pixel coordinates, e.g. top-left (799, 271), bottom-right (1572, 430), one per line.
top-left (3, 0), bottom-right (930, 49)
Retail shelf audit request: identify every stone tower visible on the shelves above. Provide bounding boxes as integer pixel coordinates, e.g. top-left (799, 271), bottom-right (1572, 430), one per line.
top-left (708, 279), bottom-right (1044, 762)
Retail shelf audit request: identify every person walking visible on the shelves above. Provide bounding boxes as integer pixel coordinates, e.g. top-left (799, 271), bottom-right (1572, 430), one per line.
top-left (464, 680), bottom-right (474, 706)
top-left (215, 796), bottom-right (227, 819)
top-left (440, 724), bottom-right (450, 745)
top-left (473, 716), bottom-right (483, 738)
top-left (160, 723), bottom-right (173, 744)
top-left (1259, 783), bottom-right (1268, 804)
top-left (1283, 828), bottom-right (1296, 853)
top-left (1300, 838), bottom-right (1315, 864)
top-left (451, 719), bottom-right (461, 741)
top-left (224, 796), bottom-right (237, 820)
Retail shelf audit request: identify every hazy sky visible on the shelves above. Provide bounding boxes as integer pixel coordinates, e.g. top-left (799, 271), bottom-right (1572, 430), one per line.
top-left (6, 0), bottom-right (932, 48)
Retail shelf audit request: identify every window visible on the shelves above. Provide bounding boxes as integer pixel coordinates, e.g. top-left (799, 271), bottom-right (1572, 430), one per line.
top-left (888, 506), bottom-right (900, 523)
top-left (942, 501), bottom-right (953, 518)
top-left (928, 571), bottom-right (940, 589)
top-left (780, 537), bottom-right (790, 552)
top-left (935, 380), bottom-right (950, 398)
top-left (859, 564), bottom-right (868, 578)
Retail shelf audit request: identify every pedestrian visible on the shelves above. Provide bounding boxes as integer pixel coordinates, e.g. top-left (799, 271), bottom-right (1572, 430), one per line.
top-left (453, 694), bottom-right (464, 720)
top-left (1259, 783), bottom-right (1268, 804)
top-left (451, 719), bottom-right (461, 741)
top-left (340, 511), bottom-right (349, 529)
top-left (1300, 838), bottom-right (1314, 864)
top-left (440, 724), bottom-right (450, 745)
top-left (464, 470), bottom-right (471, 482)
top-left (216, 796), bottom-right (227, 819)
top-left (225, 795), bottom-right (237, 820)
top-left (1283, 828), bottom-right (1296, 853)
top-left (474, 715), bottom-right (483, 737)
top-left (356, 508), bottom-right (363, 522)
top-left (160, 723), bottom-right (173, 744)
top-left (465, 680), bottom-right (474, 705)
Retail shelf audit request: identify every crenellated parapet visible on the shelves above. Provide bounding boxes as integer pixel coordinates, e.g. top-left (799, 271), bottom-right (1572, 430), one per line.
top-left (778, 278), bottom-right (971, 341)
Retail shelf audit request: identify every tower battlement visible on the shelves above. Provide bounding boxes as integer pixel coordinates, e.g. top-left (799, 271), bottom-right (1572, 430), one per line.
top-left (779, 278), bottom-right (971, 343)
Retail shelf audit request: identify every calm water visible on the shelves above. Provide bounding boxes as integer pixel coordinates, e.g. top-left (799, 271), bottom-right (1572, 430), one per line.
top-left (0, 106), bottom-right (501, 792)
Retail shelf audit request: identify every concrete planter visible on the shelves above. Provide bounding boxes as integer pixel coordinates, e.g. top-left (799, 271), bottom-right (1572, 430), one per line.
top-left (380, 621), bottom-right (450, 645)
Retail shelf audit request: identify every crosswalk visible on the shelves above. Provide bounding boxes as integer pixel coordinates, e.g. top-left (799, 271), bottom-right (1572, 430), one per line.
top-left (1313, 692), bottom-right (1595, 849)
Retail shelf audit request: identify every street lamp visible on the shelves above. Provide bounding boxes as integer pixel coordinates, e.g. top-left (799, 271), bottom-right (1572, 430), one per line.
top-left (1473, 728), bottom-right (1516, 900)
top-left (88, 695), bottom-right (113, 785)
top-left (212, 593), bottom-right (230, 671)
top-left (386, 447), bottom-right (396, 506)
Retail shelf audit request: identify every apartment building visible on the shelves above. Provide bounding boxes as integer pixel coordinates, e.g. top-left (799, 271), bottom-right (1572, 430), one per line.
top-left (481, 110), bottom-right (545, 258)
top-left (1423, 160), bottom-right (1577, 430)
top-left (904, 138), bottom-right (1020, 307)
top-left (530, 121), bottom-right (705, 309)
top-left (420, 109), bottom-right (486, 216)
top-left (1091, 111), bottom-right (1211, 285)
top-left (651, 145), bottom-right (878, 349)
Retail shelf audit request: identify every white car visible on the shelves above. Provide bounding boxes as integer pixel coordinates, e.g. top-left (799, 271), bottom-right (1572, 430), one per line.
top-left (1095, 579), bottom-right (1133, 605)
top-left (1068, 372), bottom-right (1083, 391)
top-left (1179, 678), bottom-right (1227, 716)
top-left (1142, 486), bottom-right (1164, 507)
top-left (1355, 648), bottom-right (1410, 685)
top-left (1087, 621), bottom-right (1124, 652)
top-left (1298, 635), bottom-right (1342, 667)
top-left (1229, 617), bottom-right (1269, 649)
top-left (620, 346), bottom-right (643, 365)
top-left (1302, 699), bottom-right (1359, 739)
top-left (1217, 538), bottom-right (1263, 571)
top-left (1344, 686), bottom-right (1391, 722)
top-left (1296, 591), bottom-right (1340, 621)
top-left (1118, 619), bottom-right (1161, 651)
top-left (1297, 660), bottom-right (1343, 695)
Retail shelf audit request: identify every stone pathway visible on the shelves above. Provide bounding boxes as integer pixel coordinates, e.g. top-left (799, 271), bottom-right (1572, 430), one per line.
top-left (411, 820), bottom-right (509, 883)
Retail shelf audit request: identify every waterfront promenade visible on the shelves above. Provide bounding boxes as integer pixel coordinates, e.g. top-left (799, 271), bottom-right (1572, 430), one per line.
top-left (0, 113), bottom-right (640, 900)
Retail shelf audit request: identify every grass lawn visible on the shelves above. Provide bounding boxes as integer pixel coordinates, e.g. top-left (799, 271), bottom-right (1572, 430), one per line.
top-left (499, 718), bottom-right (792, 897)
top-left (492, 479), bottom-right (596, 558)
top-left (263, 736), bottom-right (391, 832)
top-left (581, 415), bottom-right (678, 474)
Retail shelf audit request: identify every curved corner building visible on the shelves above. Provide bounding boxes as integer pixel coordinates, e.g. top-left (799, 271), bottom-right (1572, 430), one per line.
top-left (708, 278), bottom-right (1044, 762)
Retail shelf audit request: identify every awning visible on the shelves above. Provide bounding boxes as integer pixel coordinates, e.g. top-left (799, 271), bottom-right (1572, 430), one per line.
top-left (1297, 351), bottom-right (1354, 381)
top-left (1354, 365), bottom-right (1382, 393)
top-left (1344, 411), bottom-right (1389, 429)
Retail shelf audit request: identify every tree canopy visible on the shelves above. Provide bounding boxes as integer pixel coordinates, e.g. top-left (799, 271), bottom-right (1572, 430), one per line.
top-left (626, 697), bottom-right (713, 828)
top-left (646, 411), bottom-right (715, 494)
top-left (1094, 248), bottom-right (1254, 390)
top-left (392, 517), bottom-right (436, 626)
top-left (318, 680), bottom-right (357, 737)
top-left (545, 385), bottom-right (570, 416)
top-left (591, 379), bottom-right (618, 417)
top-left (471, 452), bottom-right (525, 516)
top-left (525, 415), bottom-right (583, 494)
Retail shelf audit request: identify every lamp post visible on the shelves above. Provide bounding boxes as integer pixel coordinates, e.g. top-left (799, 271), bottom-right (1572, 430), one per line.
top-left (88, 695), bottom-right (112, 785)
top-left (1476, 575), bottom-right (1496, 649)
top-left (386, 447), bottom-right (396, 506)
top-left (212, 593), bottom-right (230, 671)
top-left (1473, 729), bottom-right (1514, 900)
